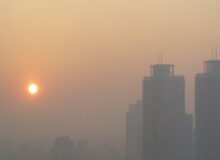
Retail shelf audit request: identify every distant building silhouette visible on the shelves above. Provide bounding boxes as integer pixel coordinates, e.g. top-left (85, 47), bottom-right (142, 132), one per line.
top-left (126, 100), bottom-right (142, 160)
top-left (142, 64), bottom-right (193, 160)
top-left (50, 137), bottom-right (99, 160)
top-left (17, 145), bottom-right (47, 160)
top-left (183, 114), bottom-right (193, 160)
top-left (50, 136), bottom-right (76, 160)
top-left (76, 139), bottom-right (98, 160)
top-left (99, 143), bottom-right (124, 160)
top-left (195, 60), bottom-right (220, 160)
top-left (0, 140), bottom-right (16, 160)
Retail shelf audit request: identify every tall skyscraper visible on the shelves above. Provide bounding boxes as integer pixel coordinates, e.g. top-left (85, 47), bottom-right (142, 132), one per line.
top-left (126, 100), bottom-right (142, 160)
top-left (195, 60), bottom-right (220, 160)
top-left (183, 114), bottom-right (194, 160)
top-left (142, 64), bottom-right (192, 160)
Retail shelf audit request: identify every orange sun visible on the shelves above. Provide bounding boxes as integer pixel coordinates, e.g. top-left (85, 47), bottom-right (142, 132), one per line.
top-left (28, 83), bottom-right (39, 95)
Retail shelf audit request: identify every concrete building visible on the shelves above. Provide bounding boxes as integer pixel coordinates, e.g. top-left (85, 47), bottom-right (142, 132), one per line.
top-left (126, 100), bottom-right (142, 160)
top-left (183, 114), bottom-right (194, 160)
top-left (195, 60), bottom-right (220, 160)
top-left (142, 64), bottom-right (192, 160)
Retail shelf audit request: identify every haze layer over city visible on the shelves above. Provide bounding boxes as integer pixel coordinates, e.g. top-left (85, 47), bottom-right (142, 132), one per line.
top-left (0, 0), bottom-right (220, 160)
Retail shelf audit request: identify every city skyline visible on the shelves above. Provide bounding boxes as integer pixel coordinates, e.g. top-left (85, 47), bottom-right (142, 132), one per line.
top-left (0, 54), bottom-right (219, 148)
top-left (1, 1), bottom-right (220, 159)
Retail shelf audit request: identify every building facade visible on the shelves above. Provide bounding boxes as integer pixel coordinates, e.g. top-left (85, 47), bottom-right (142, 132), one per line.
top-left (142, 64), bottom-right (192, 160)
top-left (195, 60), bottom-right (220, 160)
top-left (126, 100), bottom-right (142, 160)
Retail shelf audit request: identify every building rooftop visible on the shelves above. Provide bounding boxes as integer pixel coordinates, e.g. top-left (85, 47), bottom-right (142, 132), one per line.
top-left (204, 60), bottom-right (220, 73)
top-left (150, 64), bottom-right (174, 77)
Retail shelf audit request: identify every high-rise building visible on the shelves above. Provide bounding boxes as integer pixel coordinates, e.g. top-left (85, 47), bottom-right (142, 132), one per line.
top-left (183, 114), bottom-right (194, 160)
top-left (142, 64), bottom-right (192, 160)
top-left (126, 100), bottom-right (142, 160)
top-left (195, 60), bottom-right (220, 160)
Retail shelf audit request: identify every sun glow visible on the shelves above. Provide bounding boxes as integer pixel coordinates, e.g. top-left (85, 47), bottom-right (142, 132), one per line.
top-left (28, 83), bottom-right (39, 95)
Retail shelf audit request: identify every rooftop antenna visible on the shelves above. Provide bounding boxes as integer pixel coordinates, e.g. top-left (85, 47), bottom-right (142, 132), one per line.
top-left (161, 52), bottom-right (163, 64)
top-left (212, 48), bottom-right (214, 60)
top-left (215, 48), bottom-right (218, 60)
top-left (60, 128), bottom-right (63, 137)
top-left (158, 54), bottom-right (160, 65)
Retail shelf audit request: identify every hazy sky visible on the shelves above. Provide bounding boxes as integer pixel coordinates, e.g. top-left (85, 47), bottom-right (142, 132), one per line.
top-left (0, 0), bottom-right (220, 148)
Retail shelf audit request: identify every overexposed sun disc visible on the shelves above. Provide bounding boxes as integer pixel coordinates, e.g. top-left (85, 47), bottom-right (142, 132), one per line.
top-left (28, 83), bottom-right (39, 95)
